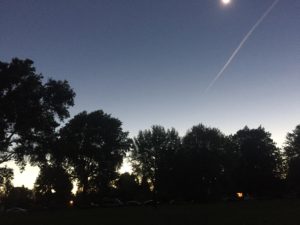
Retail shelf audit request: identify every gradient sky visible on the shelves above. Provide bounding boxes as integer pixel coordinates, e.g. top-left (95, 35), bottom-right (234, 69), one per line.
top-left (1, 0), bottom-right (299, 188)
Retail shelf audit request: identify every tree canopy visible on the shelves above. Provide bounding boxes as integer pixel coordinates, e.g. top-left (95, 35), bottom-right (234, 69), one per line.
top-left (58, 110), bottom-right (131, 196)
top-left (180, 124), bottom-right (230, 200)
top-left (115, 173), bottom-right (139, 201)
top-left (0, 166), bottom-right (13, 198)
top-left (131, 125), bottom-right (181, 200)
top-left (284, 125), bottom-right (300, 195)
top-left (232, 126), bottom-right (283, 196)
top-left (285, 125), bottom-right (300, 161)
top-left (0, 58), bottom-right (75, 166)
top-left (34, 165), bottom-right (73, 207)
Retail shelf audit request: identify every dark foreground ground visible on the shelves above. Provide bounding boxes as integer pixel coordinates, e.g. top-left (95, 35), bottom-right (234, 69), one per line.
top-left (1, 199), bottom-right (300, 225)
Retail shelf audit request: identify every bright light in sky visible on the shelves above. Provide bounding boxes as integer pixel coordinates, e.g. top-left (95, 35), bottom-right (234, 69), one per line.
top-left (222, 0), bottom-right (231, 5)
top-left (119, 158), bottom-right (133, 174)
top-left (4, 162), bottom-right (39, 189)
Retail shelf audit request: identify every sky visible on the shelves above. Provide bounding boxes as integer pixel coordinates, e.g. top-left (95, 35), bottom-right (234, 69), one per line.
top-left (0, 0), bottom-right (299, 189)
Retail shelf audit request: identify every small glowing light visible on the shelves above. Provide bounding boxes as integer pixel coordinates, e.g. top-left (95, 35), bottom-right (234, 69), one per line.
top-left (69, 200), bottom-right (74, 206)
top-left (237, 192), bottom-right (244, 198)
top-left (222, 0), bottom-right (231, 5)
top-left (51, 189), bottom-right (56, 193)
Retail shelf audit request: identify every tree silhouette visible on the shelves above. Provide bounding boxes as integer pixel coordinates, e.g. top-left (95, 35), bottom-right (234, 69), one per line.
top-left (131, 126), bottom-right (181, 202)
top-left (34, 165), bottom-right (73, 207)
top-left (0, 58), bottom-right (75, 166)
top-left (232, 126), bottom-right (283, 197)
top-left (58, 110), bottom-right (130, 199)
top-left (5, 186), bottom-right (33, 208)
top-left (0, 166), bottom-right (13, 198)
top-left (115, 173), bottom-right (139, 201)
top-left (284, 125), bottom-right (300, 195)
top-left (180, 124), bottom-right (231, 201)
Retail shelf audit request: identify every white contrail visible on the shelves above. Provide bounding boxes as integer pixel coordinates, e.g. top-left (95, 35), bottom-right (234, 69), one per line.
top-left (205, 0), bottom-right (280, 93)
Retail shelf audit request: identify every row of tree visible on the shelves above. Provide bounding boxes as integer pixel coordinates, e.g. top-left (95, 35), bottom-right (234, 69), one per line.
top-left (0, 58), bottom-right (300, 208)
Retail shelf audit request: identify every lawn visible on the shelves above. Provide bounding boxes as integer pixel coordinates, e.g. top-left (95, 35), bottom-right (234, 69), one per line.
top-left (1, 199), bottom-right (300, 225)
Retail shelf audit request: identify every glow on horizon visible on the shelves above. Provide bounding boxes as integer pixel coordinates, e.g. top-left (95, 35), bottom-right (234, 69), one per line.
top-left (5, 162), bottom-right (39, 189)
top-left (8, 158), bottom-right (133, 190)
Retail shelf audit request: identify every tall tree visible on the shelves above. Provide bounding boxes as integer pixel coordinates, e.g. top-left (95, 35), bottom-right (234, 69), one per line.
top-left (131, 126), bottom-right (181, 201)
top-left (0, 58), bottom-right (75, 166)
top-left (180, 124), bottom-right (231, 201)
top-left (115, 173), bottom-right (139, 201)
top-left (0, 166), bottom-right (13, 197)
top-left (58, 110), bottom-right (130, 197)
top-left (284, 125), bottom-right (300, 195)
top-left (34, 165), bottom-right (73, 207)
top-left (232, 126), bottom-right (283, 197)
top-left (285, 125), bottom-right (300, 161)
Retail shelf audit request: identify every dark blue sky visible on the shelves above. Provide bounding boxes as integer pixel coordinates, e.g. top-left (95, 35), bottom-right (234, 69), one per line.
top-left (1, 0), bottom-right (299, 147)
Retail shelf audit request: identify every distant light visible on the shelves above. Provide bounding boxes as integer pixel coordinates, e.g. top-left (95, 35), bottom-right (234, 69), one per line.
top-left (69, 200), bottom-right (74, 206)
top-left (222, 0), bottom-right (231, 5)
top-left (236, 192), bottom-right (243, 198)
top-left (51, 189), bottom-right (56, 193)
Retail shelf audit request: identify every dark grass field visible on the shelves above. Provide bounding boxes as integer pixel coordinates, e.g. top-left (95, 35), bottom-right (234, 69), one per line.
top-left (1, 199), bottom-right (300, 225)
